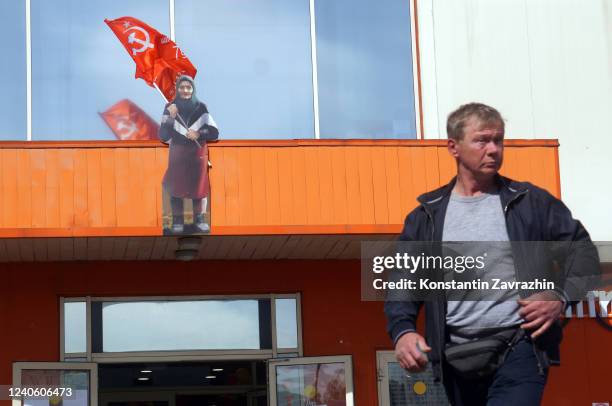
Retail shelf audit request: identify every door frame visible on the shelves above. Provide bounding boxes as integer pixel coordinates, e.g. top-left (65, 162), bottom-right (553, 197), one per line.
top-left (12, 362), bottom-right (98, 406)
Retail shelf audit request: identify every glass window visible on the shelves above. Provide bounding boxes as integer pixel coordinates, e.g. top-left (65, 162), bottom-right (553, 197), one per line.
top-left (22, 370), bottom-right (91, 406)
top-left (275, 298), bottom-right (298, 349)
top-left (175, 0), bottom-right (315, 139)
top-left (386, 361), bottom-right (449, 405)
top-left (64, 301), bottom-right (87, 354)
top-left (315, 0), bottom-right (417, 139)
top-left (30, 0), bottom-right (168, 140)
top-left (95, 300), bottom-right (263, 352)
top-left (272, 359), bottom-right (353, 406)
top-left (0, 1), bottom-right (26, 140)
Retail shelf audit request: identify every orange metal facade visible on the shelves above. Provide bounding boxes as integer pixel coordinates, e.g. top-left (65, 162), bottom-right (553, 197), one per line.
top-left (0, 139), bottom-right (560, 237)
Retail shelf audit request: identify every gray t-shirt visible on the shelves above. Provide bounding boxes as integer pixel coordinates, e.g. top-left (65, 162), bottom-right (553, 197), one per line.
top-left (443, 190), bottom-right (522, 343)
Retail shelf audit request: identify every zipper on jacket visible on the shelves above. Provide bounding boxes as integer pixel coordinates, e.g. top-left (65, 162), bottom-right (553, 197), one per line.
top-left (504, 190), bottom-right (528, 214)
top-left (503, 189), bottom-right (528, 295)
top-left (422, 205), bottom-right (435, 241)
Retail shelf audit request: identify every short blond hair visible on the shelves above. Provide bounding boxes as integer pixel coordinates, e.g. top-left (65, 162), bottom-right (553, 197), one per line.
top-left (447, 103), bottom-right (505, 141)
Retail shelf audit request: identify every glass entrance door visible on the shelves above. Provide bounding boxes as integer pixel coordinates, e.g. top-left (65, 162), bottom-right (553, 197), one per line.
top-left (268, 355), bottom-right (353, 406)
top-left (12, 362), bottom-right (97, 406)
top-left (376, 352), bottom-right (448, 406)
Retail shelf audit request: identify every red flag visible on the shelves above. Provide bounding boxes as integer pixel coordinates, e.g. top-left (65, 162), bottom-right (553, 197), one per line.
top-left (104, 16), bottom-right (197, 101)
top-left (100, 99), bottom-right (160, 141)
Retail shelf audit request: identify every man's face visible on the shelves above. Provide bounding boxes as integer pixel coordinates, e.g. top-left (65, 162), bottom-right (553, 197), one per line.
top-left (178, 81), bottom-right (194, 99)
top-left (448, 117), bottom-right (504, 178)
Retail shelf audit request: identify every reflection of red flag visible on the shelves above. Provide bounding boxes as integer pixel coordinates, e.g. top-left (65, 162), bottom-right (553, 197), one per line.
top-left (104, 16), bottom-right (197, 100)
top-left (100, 99), bottom-right (160, 140)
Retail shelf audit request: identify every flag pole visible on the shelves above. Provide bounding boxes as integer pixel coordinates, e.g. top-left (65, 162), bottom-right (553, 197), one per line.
top-left (153, 82), bottom-right (201, 148)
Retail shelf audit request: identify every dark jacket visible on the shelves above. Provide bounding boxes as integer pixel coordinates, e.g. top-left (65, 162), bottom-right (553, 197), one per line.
top-left (384, 175), bottom-right (600, 381)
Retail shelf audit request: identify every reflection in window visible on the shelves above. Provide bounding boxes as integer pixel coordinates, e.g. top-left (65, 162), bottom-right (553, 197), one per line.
top-left (315, 0), bottom-right (417, 139)
top-left (275, 298), bottom-right (298, 348)
top-left (175, 0), bottom-right (314, 139)
top-left (0, 1), bottom-right (26, 140)
top-left (26, 0), bottom-right (417, 141)
top-left (387, 361), bottom-right (449, 405)
top-left (64, 301), bottom-right (87, 354)
top-left (100, 300), bottom-right (261, 352)
top-left (276, 363), bottom-right (346, 405)
top-left (22, 370), bottom-right (90, 406)
top-left (30, 0), bottom-right (168, 140)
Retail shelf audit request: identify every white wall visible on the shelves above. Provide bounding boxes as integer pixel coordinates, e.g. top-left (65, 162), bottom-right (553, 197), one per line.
top-left (418, 0), bottom-right (612, 240)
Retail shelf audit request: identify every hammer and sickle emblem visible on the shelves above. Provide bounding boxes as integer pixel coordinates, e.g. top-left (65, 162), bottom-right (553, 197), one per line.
top-left (116, 119), bottom-right (138, 140)
top-left (125, 26), bottom-right (154, 55)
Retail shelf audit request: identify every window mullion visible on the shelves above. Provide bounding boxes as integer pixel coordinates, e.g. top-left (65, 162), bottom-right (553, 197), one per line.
top-left (309, 0), bottom-right (320, 139)
top-left (169, 0), bottom-right (175, 41)
top-left (25, 0), bottom-right (32, 141)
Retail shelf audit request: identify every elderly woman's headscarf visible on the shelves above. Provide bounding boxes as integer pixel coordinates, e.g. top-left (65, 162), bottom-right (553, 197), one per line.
top-left (174, 75), bottom-right (199, 118)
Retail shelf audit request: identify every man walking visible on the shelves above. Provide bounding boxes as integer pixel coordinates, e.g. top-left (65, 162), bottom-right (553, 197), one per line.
top-left (384, 103), bottom-right (599, 405)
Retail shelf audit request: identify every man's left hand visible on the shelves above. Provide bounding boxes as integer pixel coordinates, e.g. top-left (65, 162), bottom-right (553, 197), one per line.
top-left (518, 291), bottom-right (564, 339)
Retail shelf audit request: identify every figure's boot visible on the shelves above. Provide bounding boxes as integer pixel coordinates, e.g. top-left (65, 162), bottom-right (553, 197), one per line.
top-left (194, 213), bottom-right (210, 233)
top-left (193, 198), bottom-right (209, 232)
top-left (171, 197), bottom-right (185, 234)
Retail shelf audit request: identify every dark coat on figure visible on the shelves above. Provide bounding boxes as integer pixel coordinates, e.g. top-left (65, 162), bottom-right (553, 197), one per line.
top-left (159, 102), bottom-right (219, 199)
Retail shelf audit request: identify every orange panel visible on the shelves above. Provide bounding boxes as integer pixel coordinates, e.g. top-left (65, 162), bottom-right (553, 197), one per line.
top-left (344, 147), bottom-right (362, 225)
top-left (223, 148), bottom-right (241, 226)
top-left (0, 141), bottom-right (561, 237)
top-left (237, 148), bottom-right (254, 226)
top-left (209, 146), bottom-right (227, 227)
top-left (544, 148), bottom-right (560, 197)
top-left (277, 149), bottom-right (295, 225)
top-left (330, 147), bottom-right (348, 225)
top-left (357, 148), bottom-right (375, 224)
top-left (290, 148), bottom-right (308, 225)
top-left (16, 150), bottom-right (32, 228)
top-left (140, 148), bottom-right (159, 227)
top-left (86, 149), bottom-right (103, 227)
top-left (58, 149), bottom-right (75, 228)
top-left (384, 147), bottom-right (402, 224)
top-left (30, 149), bottom-right (46, 228)
top-left (397, 147), bottom-right (416, 216)
top-left (409, 147), bottom-right (427, 202)
top-left (303, 147), bottom-right (322, 225)
top-left (424, 146), bottom-right (440, 190)
top-left (127, 148), bottom-right (146, 226)
top-left (248, 147), bottom-right (267, 227)
top-left (45, 150), bottom-right (60, 228)
top-left (317, 147), bottom-right (334, 225)
top-left (73, 149), bottom-right (88, 227)
top-left (1, 150), bottom-right (18, 228)
top-left (114, 149), bottom-right (131, 226)
top-left (371, 146), bottom-right (389, 224)
top-left (99, 149), bottom-right (117, 227)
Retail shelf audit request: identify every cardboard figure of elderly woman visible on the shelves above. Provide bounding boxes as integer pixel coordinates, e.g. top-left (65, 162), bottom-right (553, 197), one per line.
top-left (159, 75), bottom-right (219, 234)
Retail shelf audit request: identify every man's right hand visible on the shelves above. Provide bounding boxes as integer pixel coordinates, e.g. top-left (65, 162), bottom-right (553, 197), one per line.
top-left (167, 104), bottom-right (178, 118)
top-left (394, 332), bottom-right (431, 372)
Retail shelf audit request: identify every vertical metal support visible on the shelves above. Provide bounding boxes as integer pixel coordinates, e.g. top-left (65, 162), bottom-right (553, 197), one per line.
top-left (309, 0), bottom-right (320, 139)
top-left (296, 292), bottom-right (303, 356)
top-left (26, 0), bottom-right (32, 140)
top-left (271, 295), bottom-right (278, 358)
top-left (169, 0), bottom-right (176, 41)
top-left (409, 0), bottom-right (423, 139)
top-left (60, 298), bottom-right (65, 361)
top-left (86, 296), bottom-right (92, 361)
